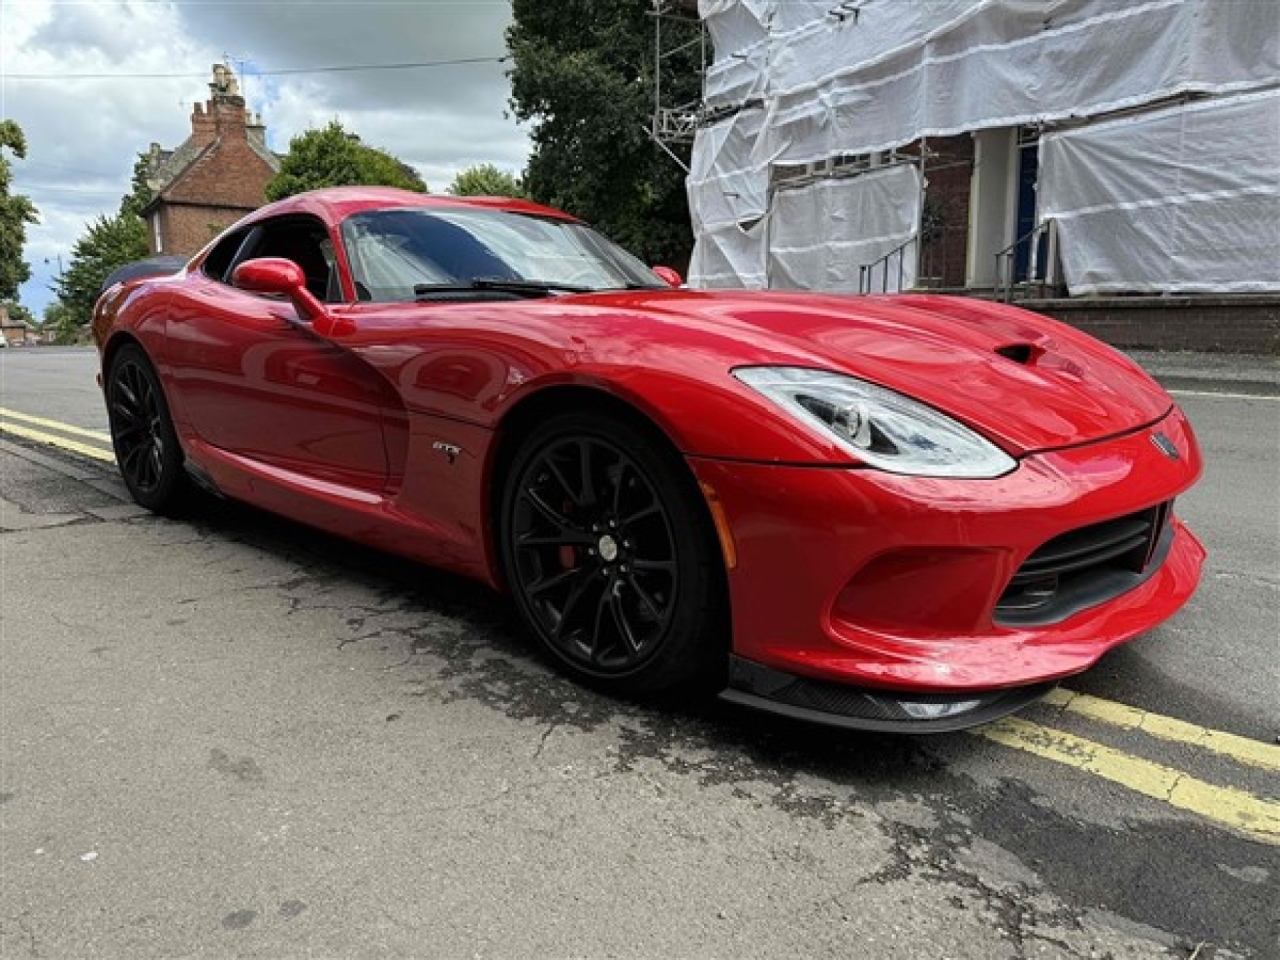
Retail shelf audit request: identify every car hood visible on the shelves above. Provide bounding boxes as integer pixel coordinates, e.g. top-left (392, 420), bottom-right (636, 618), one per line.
top-left (578, 290), bottom-right (1172, 456)
top-left (337, 290), bottom-right (1173, 460)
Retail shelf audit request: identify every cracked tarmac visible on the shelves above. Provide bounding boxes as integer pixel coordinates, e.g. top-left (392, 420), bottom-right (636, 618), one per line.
top-left (1, 432), bottom-right (1277, 958)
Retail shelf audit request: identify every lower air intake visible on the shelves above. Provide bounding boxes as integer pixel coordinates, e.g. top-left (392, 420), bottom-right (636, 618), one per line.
top-left (996, 502), bottom-right (1173, 626)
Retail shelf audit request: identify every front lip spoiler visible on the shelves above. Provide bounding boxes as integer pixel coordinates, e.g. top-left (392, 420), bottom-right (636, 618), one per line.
top-left (720, 656), bottom-right (1055, 734)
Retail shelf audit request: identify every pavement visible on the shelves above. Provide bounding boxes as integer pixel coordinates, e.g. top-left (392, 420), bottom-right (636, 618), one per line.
top-left (1124, 349), bottom-right (1280, 396)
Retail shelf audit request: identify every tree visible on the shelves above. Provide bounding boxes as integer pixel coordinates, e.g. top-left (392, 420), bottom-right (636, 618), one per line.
top-left (54, 212), bottom-right (148, 327)
top-left (506, 1), bottom-right (702, 268)
top-left (0, 119), bottom-right (40, 302)
top-left (42, 300), bottom-right (80, 345)
top-left (447, 163), bottom-right (525, 198)
top-left (266, 121), bottom-right (427, 201)
top-left (119, 152), bottom-right (156, 220)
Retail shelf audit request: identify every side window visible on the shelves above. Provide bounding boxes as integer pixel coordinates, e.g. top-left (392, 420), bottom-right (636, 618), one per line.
top-left (203, 216), bottom-right (344, 303)
top-left (201, 229), bottom-right (248, 282)
top-left (255, 217), bottom-right (341, 302)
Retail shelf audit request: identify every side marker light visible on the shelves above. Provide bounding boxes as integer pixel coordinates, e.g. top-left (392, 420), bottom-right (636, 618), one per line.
top-left (700, 482), bottom-right (738, 571)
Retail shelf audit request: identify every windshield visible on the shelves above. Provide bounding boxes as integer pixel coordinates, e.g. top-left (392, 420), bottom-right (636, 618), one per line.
top-left (340, 207), bottom-right (665, 302)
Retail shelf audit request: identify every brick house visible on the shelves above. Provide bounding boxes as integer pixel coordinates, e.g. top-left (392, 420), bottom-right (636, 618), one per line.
top-left (141, 64), bottom-right (281, 256)
top-left (0, 302), bottom-right (36, 346)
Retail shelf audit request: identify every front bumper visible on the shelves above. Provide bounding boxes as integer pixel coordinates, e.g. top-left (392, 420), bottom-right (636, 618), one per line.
top-left (691, 407), bottom-right (1205, 719)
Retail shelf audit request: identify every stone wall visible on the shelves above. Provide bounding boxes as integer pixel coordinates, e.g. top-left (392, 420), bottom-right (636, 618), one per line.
top-left (1022, 296), bottom-right (1280, 355)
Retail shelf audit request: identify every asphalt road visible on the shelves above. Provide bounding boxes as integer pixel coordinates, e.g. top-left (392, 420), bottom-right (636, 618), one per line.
top-left (1, 346), bottom-right (1277, 959)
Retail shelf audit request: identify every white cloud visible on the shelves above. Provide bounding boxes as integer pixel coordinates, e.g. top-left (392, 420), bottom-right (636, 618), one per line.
top-left (1, 0), bottom-right (529, 314)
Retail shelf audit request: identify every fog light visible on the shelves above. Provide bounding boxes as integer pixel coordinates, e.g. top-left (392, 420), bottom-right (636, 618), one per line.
top-left (998, 576), bottom-right (1059, 613)
top-left (899, 699), bottom-right (985, 720)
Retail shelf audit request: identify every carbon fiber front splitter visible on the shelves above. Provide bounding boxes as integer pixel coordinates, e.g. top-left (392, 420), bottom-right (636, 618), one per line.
top-left (720, 655), bottom-right (1056, 734)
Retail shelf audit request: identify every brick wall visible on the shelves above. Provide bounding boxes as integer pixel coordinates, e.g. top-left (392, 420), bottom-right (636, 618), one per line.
top-left (156, 203), bottom-right (255, 256)
top-left (919, 135), bottom-right (973, 289)
top-left (164, 113), bottom-right (274, 211)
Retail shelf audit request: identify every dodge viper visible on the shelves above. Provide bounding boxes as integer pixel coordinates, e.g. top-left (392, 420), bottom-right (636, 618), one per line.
top-left (92, 186), bottom-right (1205, 732)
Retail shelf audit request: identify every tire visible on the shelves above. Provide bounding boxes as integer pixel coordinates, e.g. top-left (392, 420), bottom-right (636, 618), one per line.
top-left (499, 411), bottom-right (727, 696)
top-left (105, 343), bottom-right (190, 515)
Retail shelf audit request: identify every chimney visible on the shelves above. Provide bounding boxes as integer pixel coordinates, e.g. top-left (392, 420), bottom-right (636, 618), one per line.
top-left (190, 101), bottom-right (216, 146)
top-left (203, 63), bottom-right (249, 140)
top-left (211, 98), bottom-right (249, 139)
top-left (246, 112), bottom-right (269, 151)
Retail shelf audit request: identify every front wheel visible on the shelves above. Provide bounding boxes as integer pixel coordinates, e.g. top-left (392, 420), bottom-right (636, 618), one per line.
top-left (106, 343), bottom-right (190, 514)
top-left (499, 412), bottom-right (727, 696)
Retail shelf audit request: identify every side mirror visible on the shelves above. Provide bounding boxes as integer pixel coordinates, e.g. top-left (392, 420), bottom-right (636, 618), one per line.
top-left (232, 257), bottom-right (308, 299)
top-left (651, 265), bottom-right (683, 288)
top-left (231, 257), bottom-right (344, 332)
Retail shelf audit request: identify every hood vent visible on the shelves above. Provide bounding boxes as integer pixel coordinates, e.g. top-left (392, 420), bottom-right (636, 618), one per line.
top-left (995, 343), bottom-right (1039, 365)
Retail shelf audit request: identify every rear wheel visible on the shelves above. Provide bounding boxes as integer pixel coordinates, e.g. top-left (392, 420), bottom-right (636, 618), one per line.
top-left (500, 411), bottom-right (726, 695)
top-left (106, 343), bottom-right (189, 514)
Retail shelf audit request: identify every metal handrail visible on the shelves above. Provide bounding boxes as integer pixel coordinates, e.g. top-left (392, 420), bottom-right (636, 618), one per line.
top-left (858, 236), bottom-right (917, 294)
top-left (995, 220), bottom-right (1058, 302)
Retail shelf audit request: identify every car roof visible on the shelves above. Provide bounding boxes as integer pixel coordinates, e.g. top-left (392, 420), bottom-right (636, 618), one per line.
top-left (239, 186), bottom-right (580, 228)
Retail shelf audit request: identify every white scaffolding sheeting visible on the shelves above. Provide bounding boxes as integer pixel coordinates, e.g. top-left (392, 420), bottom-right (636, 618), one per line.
top-left (689, 0), bottom-right (1280, 290)
top-left (686, 108), bottom-right (769, 231)
top-left (700, 0), bottom-right (770, 50)
top-left (767, 165), bottom-right (921, 293)
top-left (756, 0), bottom-right (1279, 163)
top-left (700, 0), bottom-right (771, 109)
top-left (1039, 90), bottom-right (1280, 295)
top-left (688, 219), bottom-right (769, 289)
top-left (703, 42), bottom-right (769, 110)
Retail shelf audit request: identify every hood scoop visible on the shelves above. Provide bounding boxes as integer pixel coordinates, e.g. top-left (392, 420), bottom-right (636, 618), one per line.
top-left (994, 342), bottom-right (1044, 365)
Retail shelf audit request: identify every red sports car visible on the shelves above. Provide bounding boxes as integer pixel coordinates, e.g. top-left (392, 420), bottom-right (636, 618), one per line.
top-left (92, 187), bottom-right (1205, 732)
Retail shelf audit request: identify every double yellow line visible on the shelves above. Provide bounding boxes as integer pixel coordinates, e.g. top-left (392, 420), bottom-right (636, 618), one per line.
top-left (1, 404), bottom-right (1276, 843)
top-left (0, 406), bottom-right (115, 463)
top-left (976, 689), bottom-right (1279, 845)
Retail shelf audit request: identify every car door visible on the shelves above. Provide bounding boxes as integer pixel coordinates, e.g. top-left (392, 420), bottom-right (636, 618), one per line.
top-left (163, 214), bottom-right (396, 494)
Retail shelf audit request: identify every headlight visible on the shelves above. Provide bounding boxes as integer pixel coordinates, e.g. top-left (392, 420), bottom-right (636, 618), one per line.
top-left (733, 367), bottom-right (1016, 478)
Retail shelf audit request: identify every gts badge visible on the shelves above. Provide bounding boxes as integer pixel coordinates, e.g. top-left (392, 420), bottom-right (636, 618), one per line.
top-left (432, 441), bottom-right (463, 465)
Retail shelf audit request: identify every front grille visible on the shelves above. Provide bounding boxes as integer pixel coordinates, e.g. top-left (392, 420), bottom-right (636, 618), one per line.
top-left (996, 502), bottom-right (1173, 626)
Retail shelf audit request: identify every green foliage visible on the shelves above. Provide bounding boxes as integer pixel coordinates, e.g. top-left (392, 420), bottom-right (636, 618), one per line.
top-left (3, 299), bottom-right (34, 327)
top-left (506, 0), bottom-right (702, 268)
top-left (0, 119), bottom-right (40, 302)
top-left (3, 299), bottom-right (33, 325)
top-left (42, 300), bottom-right (80, 345)
top-left (120, 153), bottom-right (156, 220)
top-left (55, 212), bottom-right (148, 328)
top-left (266, 121), bottom-right (427, 202)
top-left (447, 163), bottom-right (525, 198)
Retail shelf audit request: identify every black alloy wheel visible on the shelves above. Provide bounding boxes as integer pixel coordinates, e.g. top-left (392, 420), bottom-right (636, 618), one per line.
top-left (106, 343), bottom-right (189, 514)
top-left (501, 412), bottom-right (726, 694)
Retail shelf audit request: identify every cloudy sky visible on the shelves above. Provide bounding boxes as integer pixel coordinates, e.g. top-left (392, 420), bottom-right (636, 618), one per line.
top-left (1, 0), bottom-right (530, 314)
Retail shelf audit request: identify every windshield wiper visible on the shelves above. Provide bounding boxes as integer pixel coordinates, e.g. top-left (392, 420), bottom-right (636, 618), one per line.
top-left (414, 278), bottom-right (594, 299)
